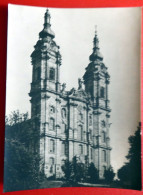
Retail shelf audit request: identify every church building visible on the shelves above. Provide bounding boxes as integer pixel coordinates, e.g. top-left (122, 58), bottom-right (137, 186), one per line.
top-left (29, 9), bottom-right (111, 179)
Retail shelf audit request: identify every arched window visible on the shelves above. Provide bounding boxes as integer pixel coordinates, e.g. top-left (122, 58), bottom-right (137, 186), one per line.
top-left (61, 159), bottom-right (66, 166)
top-left (78, 125), bottom-right (83, 141)
top-left (49, 68), bottom-right (55, 80)
top-left (62, 123), bottom-right (66, 133)
top-left (49, 157), bottom-right (54, 165)
top-left (103, 166), bottom-right (106, 176)
top-left (61, 108), bottom-right (66, 118)
top-left (89, 129), bottom-right (92, 140)
top-left (49, 118), bottom-right (55, 131)
top-left (56, 125), bottom-right (60, 133)
top-left (100, 87), bottom-right (105, 98)
top-left (61, 141), bottom-right (66, 155)
top-left (79, 144), bottom-right (83, 155)
top-left (50, 139), bottom-right (55, 153)
top-left (89, 115), bottom-right (92, 126)
top-left (102, 131), bottom-right (106, 142)
top-left (102, 150), bottom-right (106, 162)
top-left (79, 113), bottom-right (83, 121)
top-left (91, 148), bottom-right (93, 159)
top-left (49, 157), bottom-right (54, 173)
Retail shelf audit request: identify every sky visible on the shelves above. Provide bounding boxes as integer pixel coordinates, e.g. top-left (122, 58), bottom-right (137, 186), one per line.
top-left (6, 4), bottom-right (141, 175)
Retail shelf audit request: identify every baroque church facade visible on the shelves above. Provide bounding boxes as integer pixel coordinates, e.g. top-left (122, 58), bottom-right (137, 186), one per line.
top-left (29, 9), bottom-right (111, 179)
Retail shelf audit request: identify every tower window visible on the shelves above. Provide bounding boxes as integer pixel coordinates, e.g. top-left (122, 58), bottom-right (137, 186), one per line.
top-left (61, 159), bottom-right (66, 166)
top-left (50, 139), bottom-right (55, 153)
top-left (79, 113), bottom-right (83, 121)
top-left (49, 118), bottom-right (55, 131)
top-left (49, 157), bottom-right (54, 165)
top-left (62, 108), bottom-right (66, 118)
top-left (61, 141), bottom-right (66, 155)
top-left (49, 68), bottom-right (55, 80)
top-left (49, 157), bottom-right (55, 173)
top-left (89, 129), bottom-right (92, 140)
top-left (91, 148), bottom-right (93, 159)
top-left (78, 125), bottom-right (83, 141)
top-left (79, 144), bottom-right (83, 155)
top-left (102, 131), bottom-right (106, 142)
top-left (62, 123), bottom-right (66, 133)
top-left (103, 166), bottom-right (106, 176)
top-left (102, 150), bottom-right (106, 162)
top-left (89, 115), bottom-right (92, 126)
top-left (56, 125), bottom-right (60, 133)
top-left (100, 87), bottom-right (105, 98)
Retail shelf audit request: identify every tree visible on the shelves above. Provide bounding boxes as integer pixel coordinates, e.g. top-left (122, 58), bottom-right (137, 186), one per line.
top-left (61, 160), bottom-right (72, 181)
top-left (104, 166), bottom-right (115, 184)
top-left (4, 139), bottom-right (44, 192)
top-left (61, 156), bottom-right (87, 186)
top-left (117, 123), bottom-right (141, 190)
top-left (4, 111), bottom-right (45, 192)
top-left (71, 156), bottom-right (85, 183)
top-left (5, 110), bottom-right (29, 126)
top-left (88, 162), bottom-right (99, 183)
top-left (117, 164), bottom-right (130, 185)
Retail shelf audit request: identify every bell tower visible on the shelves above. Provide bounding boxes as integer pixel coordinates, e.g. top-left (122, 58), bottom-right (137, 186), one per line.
top-left (29, 9), bottom-right (62, 172)
top-left (83, 27), bottom-right (110, 109)
top-left (30, 9), bottom-right (61, 119)
top-left (83, 28), bottom-right (111, 178)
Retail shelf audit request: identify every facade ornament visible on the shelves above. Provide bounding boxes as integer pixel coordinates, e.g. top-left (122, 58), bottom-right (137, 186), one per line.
top-left (61, 83), bottom-right (66, 92)
top-left (78, 78), bottom-right (83, 90)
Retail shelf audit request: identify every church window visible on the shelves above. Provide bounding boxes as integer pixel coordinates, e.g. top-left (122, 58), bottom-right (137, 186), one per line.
top-left (89, 115), bottom-right (92, 126)
top-left (102, 131), bottom-right (106, 142)
top-left (61, 141), bottom-right (66, 155)
top-left (49, 118), bottom-right (55, 131)
top-left (62, 123), bottom-right (66, 133)
top-left (50, 139), bottom-right (55, 153)
top-left (49, 68), bottom-right (55, 80)
top-left (56, 125), bottom-right (60, 133)
top-left (61, 159), bottom-right (66, 166)
top-left (62, 108), bottom-right (66, 118)
top-left (78, 125), bottom-right (83, 141)
top-left (102, 150), bottom-right (106, 162)
top-left (91, 148), bottom-right (93, 159)
top-left (100, 87), bottom-right (105, 98)
top-left (49, 157), bottom-right (54, 173)
top-left (79, 144), bottom-right (83, 155)
top-left (89, 129), bottom-right (92, 140)
top-left (79, 113), bottom-right (83, 121)
top-left (49, 157), bottom-right (54, 165)
top-left (103, 166), bottom-right (106, 176)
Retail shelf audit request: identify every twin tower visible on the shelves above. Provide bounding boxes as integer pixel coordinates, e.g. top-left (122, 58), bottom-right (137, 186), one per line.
top-left (29, 9), bottom-right (111, 179)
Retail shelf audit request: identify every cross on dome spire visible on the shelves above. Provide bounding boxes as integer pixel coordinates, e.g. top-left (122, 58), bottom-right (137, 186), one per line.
top-left (39, 9), bottom-right (55, 39)
top-left (89, 25), bottom-right (103, 62)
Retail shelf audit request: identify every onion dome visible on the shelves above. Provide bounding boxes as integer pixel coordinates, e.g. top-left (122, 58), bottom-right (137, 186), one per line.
top-left (89, 26), bottom-right (103, 61)
top-left (39, 9), bottom-right (55, 39)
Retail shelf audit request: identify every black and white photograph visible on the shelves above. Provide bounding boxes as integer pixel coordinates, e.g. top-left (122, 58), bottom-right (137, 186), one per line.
top-left (4, 4), bottom-right (141, 192)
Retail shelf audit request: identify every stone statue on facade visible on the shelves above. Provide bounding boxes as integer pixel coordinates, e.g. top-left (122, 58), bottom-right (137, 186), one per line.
top-left (78, 78), bottom-right (83, 90)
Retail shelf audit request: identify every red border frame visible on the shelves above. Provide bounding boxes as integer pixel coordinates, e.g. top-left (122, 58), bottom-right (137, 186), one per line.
top-left (0, 0), bottom-right (143, 194)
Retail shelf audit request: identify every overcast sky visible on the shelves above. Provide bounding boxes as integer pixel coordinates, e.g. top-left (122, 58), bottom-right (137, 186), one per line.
top-left (6, 4), bottom-right (141, 175)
